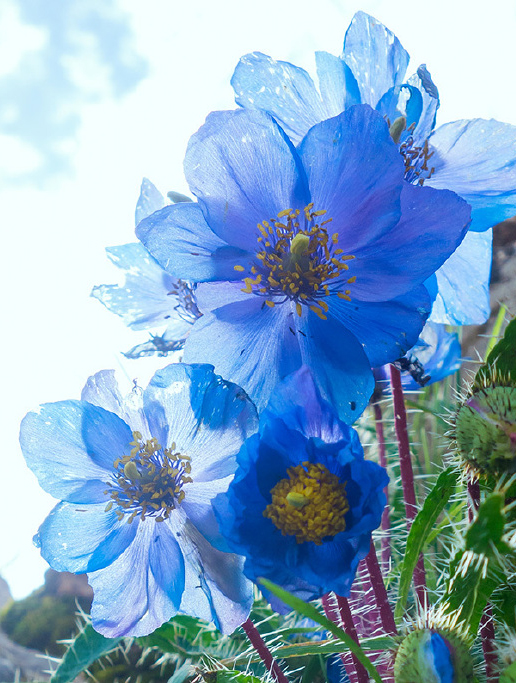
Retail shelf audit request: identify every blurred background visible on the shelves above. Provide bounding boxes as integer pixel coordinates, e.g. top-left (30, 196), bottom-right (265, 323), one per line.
top-left (1, 0), bottom-right (515, 627)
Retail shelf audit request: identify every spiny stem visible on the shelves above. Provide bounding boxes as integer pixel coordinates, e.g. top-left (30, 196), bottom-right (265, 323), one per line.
top-left (241, 618), bottom-right (289, 683)
top-left (389, 364), bottom-right (426, 608)
top-left (468, 478), bottom-right (498, 679)
top-left (365, 540), bottom-right (398, 636)
top-left (373, 401), bottom-right (391, 572)
top-left (322, 593), bottom-right (369, 683)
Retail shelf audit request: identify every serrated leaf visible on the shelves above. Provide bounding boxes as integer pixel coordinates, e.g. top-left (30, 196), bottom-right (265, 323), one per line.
top-left (395, 467), bottom-right (457, 619)
top-left (259, 579), bottom-right (382, 683)
top-left (50, 625), bottom-right (120, 683)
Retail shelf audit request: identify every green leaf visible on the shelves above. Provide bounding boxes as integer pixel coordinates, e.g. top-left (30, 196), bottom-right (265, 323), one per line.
top-left (250, 637), bottom-right (394, 660)
top-left (395, 467), bottom-right (457, 620)
top-left (167, 662), bottom-right (197, 682)
top-left (50, 624), bottom-right (120, 683)
top-left (465, 493), bottom-right (511, 555)
top-left (476, 315), bottom-right (516, 386)
top-left (216, 673), bottom-right (264, 683)
top-left (259, 579), bottom-right (382, 683)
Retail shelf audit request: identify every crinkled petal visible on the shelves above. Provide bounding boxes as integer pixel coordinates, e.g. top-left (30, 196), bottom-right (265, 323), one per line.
top-left (176, 518), bottom-right (253, 634)
top-left (299, 106), bottom-right (404, 250)
top-left (326, 286), bottom-right (431, 368)
top-left (430, 229), bottom-right (492, 325)
top-left (91, 243), bottom-right (185, 332)
top-left (89, 520), bottom-right (185, 637)
top-left (407, 65), bottom-right (439, 146)
top-left (315, 50), bottom-right (361, 115)
top-left (403, 322), bottom-right (462, 390)
top-left (264, 366), bottom-right (357, 443)
top-left (183, 297), bottom-right (303, 414)
top-left (80, 369), bottom-right (151, 439)
top-left (143, 363), bottom-right (258, 481)
top-left (342, 12), bottom-right (410, 107)
top-left (20, 400), bottom-right (133, 503)
top-left (137, 202), bottom-right (253, 282)
top-left (184, 109), bottom-right (309, 250)
top-left (36, 501), bottom-right (137, 573)
top-left (349, 182), bottom-right (471, 301)
top-left (232, 51), bottom-right (327, 145)
top-left (135, 178), bottom-right (167, 226)
top-left (427, 118), bottom-right (516, 231)
top-left (295, 307), bottom-right (375, 424)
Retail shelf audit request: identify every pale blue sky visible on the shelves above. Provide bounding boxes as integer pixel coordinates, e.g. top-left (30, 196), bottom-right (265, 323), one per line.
top-left (2, 0), bottom-right (516, 598)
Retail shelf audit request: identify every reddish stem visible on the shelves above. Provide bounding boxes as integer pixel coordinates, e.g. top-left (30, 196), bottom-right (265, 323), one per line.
top-left (241, 618), bottom-right (289, 683)
top-left (389, 364), bottom-right (426, 608)
top-left (480, 605), bottom-right (498, 681)
top-left (365, 540), bottom-right (398, 636)
top-left (373, 401), bottom-right (391, 572)
top-left (322, 593), bottom-right (369, 683)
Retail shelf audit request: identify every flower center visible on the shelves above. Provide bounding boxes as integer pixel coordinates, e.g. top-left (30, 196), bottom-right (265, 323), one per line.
top-left (105, 431), bottom-right (192, 524)
top-left (233, 204), bottom-right (356, 320)
top-left (167, 279), bottom-right (201, 323)
top-left (263, 461), bottom-right (349, 545)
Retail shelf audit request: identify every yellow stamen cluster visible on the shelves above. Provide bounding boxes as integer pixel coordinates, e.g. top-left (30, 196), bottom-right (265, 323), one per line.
top-left (233, 205), bottom-right (356, 320)
top-left (263, 461), bottom-right (349, 545)
top-left (105, 431), bottom-right (192, 524)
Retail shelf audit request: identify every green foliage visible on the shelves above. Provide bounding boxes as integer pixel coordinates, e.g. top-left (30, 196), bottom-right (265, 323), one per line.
top-left (50, 624), bottom-right (120, 683)
top-left (395, 467), bottom-right (458, 620)
top-left (476, 316), bottom-right (516, 387)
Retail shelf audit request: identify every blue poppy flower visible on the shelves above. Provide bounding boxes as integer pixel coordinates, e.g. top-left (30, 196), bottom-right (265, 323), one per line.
top-left (232, 12), bottom-right (505, 325)
top-left (213, 367), bottom-right (389, 607)
top-left (137, 105), bottom-right (470, 422)
top-left (19, 364), bottom-right (257, 637)
top-left (91, 178), bottom-right (201, 358)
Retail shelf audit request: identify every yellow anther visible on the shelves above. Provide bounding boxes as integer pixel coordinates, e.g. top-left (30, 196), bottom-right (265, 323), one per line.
top-left (347, 276), bottom-right (356, 283)
top-left (277, 208), bottom-right (293, 218)
top-left (310, 305), bottom-right (327, 320)
top-left (234, 265), bottom-right (245, 272)
top-left (338, 292), bottom-right (352, 301)
top-left (265, 300), bottom-right (275, 308)
top-left (296, 303), bottom-right (302, 317)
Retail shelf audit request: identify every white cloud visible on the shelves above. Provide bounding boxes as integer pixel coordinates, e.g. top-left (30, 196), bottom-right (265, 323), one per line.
top-left (0, 0), bottom-right (47, 78)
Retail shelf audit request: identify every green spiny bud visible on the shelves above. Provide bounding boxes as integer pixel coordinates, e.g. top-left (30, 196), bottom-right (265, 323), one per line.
top-left (455, 385), bottom-right (516, 476)
top-left (394, 629), bottom-right (474, 683)
top-left (501, 661), bottom-right (516, 683)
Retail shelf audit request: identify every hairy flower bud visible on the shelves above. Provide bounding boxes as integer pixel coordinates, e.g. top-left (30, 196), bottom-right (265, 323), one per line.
top-left (394, 629), bottom-right (473, 683)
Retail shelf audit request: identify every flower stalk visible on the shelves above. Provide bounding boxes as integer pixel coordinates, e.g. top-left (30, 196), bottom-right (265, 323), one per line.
top-left (241, 618), bottom-right (289, 683)
top-left (364, 540), bottom-right (398, 636)
top-left (389, 364), bottom-right (427, 607)
top-left (322, 593), bottom-right (369, 683)
top-left (373, 400), bottom-right (391, 571)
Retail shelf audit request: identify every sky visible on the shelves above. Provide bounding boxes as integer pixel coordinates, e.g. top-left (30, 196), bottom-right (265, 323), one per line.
top-left (2, 0), bottom-right (516, 599)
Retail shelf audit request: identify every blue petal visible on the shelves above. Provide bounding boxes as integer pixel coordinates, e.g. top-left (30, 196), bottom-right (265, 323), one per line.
top-left (407, 65), bottom-right (440, 146)
top-left (315, 50), bottom-right (361, 114)
top-left (264, 366), bottom-right (356, 443)
top-left (144, 363), bottom-right (258, 483)
top-left (89, 520), bottom-right (185, 637)
top-left (136, 202), bottom-right (253, 282)
top-left (430, 633), bottom-right (454, 683)
top-left (135, 178), bottom-right (167, 226)
top-left (326, 285), bottom-right (431, 367)
top-left (91, 243), bottom-right (188, 332)
top-left (299, 105), bottom-right (404, 250)
top-left (375, 84), bottom-right (423, 140)
top-left (402, 322), bottom-right (462, 390)
top-left (430, 229), bottom-right (492, 325)
top-left (183, 297), bottom-right (303, 413)
top-left (177, 518), bottom-right (253, 634)
top-left (427, 118), bottom-right (516, 231)
top-left (36, 501), bottom-right (137, 573)
top-left (231, 52), bottom-right (327, 144)
top-left (350, 182), bottom-right (471, 301)
top-left (342, 12), bottom-right (410, 107)
top-left (20, 400), bottom-right (133, 503)
top-left (184, 109), bottom-right (310, 251)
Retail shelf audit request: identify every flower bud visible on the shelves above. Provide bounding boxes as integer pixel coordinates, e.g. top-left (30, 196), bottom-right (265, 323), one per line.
top-left (455, 385), bottom-right (516, 476)
top-left (394, 629), bottom-right (473, 683)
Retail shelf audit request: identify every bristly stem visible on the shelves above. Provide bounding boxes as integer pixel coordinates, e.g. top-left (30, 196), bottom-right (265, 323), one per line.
top-left (373, 401), bottom-right (391, 572)
top-left (365, 540), bottom-right (398, 636)
top-left (241, 618), bottom-right (289, 683)
top-left (322, 593), bottom-right (369, 683)
top-left (468, 478), bottom-right (498, 679)
top-left (389, 364), bottom-right (426, 608)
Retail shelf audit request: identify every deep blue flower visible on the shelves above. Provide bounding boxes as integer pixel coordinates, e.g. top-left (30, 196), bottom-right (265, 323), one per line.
top-left (137, 105), bottom-right (470, 422)
top-left (20, 364), bottom-right (257, 637)
top-left (231, 12), bottom-right (504, 325)
top-left (213, 367), bottom-right (389, 606)
top-left (92, 178), bottom-right (200, 358)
